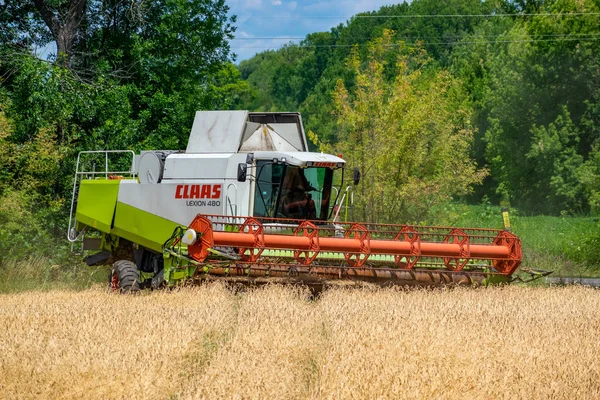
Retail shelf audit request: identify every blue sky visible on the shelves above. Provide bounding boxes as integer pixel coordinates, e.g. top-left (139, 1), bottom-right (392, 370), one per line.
top-left (227, 0), bottom-right (399, 61)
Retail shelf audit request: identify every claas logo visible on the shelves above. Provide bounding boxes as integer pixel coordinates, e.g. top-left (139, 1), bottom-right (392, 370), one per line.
top-left (175, 184), bottom-right (221, 199)
top-left (312, 162), bottom-right (337, 167)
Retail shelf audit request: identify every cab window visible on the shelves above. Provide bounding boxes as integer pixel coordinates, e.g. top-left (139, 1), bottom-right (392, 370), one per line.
top-left (253, 161), bottom-right (333, 220)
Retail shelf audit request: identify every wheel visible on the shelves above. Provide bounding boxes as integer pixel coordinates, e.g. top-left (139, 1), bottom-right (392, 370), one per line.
top-left (109, 260), bottom-right (140, 293)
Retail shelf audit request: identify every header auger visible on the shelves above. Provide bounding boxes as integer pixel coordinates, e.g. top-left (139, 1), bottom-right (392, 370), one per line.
top-left (161, 214), bottom-right (523, 287)
top-left (67, 110), bottom-right (537, 291)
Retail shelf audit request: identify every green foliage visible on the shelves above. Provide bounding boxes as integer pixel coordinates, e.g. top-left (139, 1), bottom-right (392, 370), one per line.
top-left (427, 196), bottom-right (508, 228)
top-left (462, 0), bottom-right (600, 213)
top-left (0, 0), bottom-right (244, 276)
top-left (513, 214), bottom-right (600, 276)
top-left (579, 145), bottom-right (600, 214)
top-left (526, 108), bottom-right (584, 213)
top-left (0, 106), bottom-right (66, 263)
top-left (238, 46), bottom-right (313, 112)
top-left (329, 31), bottom-right (487, 223)
top-left (239, 0), bottom-right (600, 217)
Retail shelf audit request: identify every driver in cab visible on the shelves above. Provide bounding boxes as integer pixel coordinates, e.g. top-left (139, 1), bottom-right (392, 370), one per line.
top-left (281, 167), bottom-right (316, 219)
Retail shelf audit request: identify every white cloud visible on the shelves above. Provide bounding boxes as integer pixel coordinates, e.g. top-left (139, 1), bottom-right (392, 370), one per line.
top-left (272, 0), bottom-right (282, 5)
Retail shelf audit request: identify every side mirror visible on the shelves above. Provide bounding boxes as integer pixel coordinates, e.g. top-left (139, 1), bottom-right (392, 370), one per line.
top-left (237, 163), bottom-right (248, 182)
top-left (353, 167), bottom-right (360, 185)
top-left (245, 153), bottom-right (254, 164)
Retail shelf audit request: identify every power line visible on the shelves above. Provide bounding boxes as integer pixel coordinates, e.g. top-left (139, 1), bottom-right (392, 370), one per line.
top-left (231, 33), bottom-right (600, 41)
top-left (230, 36), bottom-right (600, 49)
top-left (235, 12), bottom-right (600, 20)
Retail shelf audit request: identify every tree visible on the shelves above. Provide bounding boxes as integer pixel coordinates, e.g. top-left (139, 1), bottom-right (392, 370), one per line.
top-left (32, 0), bottom-right (86, 63)
top-left (578, 145), bottom-right (600, 214)
top-left (526, 108), bottom-right (584, 212)
top-left (1, 0), bottom-right (241, 149)
top-left (0, 0), bottom-right (245, 245)
top-left (1, 0), bottom-right (236, 74)
top-left (329, 31), bottom-right (487, 223)
top-left (0, 102), bottom-right (65, 259)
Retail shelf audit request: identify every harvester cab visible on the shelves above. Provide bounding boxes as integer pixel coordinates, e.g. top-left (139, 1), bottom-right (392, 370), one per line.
top-left (132, 111), bottom-right (348, 224)
top-left (68, 110), bottom-right (531, 292)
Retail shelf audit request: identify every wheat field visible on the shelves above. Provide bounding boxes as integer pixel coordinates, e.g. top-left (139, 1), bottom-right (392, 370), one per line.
top-left (1, 284), bottom-right (599, 399)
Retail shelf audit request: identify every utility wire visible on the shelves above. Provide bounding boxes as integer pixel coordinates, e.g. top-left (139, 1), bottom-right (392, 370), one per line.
top-left (235, 12), bottom-right (600, 19)
top-left (230, 36), bottom-right (600, 49)
top-left (231, 12), bottom-right (600, 50)
top-left (231, 33), bottom-right (600, 40)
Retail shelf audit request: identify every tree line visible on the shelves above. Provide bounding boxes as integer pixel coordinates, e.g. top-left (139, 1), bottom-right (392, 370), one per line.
top-left (239, 0), bottom-right (600, 219)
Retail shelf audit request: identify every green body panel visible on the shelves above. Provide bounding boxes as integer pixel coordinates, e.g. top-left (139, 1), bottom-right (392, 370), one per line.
top-left (112, 202), bottom-right (180, 253)
top-left (76, 178), bottom-right (180, 254)
top-left (76, 180), bottom-right (122, 233)
top-left (482, 274), bottom-right (511, 285)
top-left (139, 271), bottom-right (155, 282)
top-left (163, 254), bottom-right (198, 285)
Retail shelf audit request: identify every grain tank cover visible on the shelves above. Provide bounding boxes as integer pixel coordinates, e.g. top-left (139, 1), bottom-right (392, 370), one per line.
top-left (186, 111), bottom-right (308, 153)
top-left (186, 110), bottom-right (248, 153)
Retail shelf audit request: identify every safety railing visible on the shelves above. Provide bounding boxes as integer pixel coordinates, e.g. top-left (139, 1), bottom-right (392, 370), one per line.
top-left (67, 150), bottom-right (136, 246)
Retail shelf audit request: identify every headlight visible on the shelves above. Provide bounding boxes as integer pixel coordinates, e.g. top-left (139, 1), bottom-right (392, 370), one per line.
top-left (182, 229), bottom-right (197, 245)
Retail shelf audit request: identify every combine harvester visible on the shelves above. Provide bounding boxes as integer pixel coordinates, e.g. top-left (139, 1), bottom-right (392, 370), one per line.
top-left (67, 111), bottom-right (543, 291)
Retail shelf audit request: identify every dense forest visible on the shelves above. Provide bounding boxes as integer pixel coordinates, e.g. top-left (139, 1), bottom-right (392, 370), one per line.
top-left (0, 0), bottom-right (599, 262)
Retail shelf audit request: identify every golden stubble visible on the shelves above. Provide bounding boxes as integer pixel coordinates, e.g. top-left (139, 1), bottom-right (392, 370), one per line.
top-left (1, 284), bottom-right (599, 399)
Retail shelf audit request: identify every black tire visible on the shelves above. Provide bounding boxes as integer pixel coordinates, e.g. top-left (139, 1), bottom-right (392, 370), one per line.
top-left (109, 260), bottom-right (140, 293)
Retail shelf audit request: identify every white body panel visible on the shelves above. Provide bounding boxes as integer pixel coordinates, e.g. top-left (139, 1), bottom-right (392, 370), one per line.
top-left (162, 153), bottom-right (236, 180)
top-left (116, 150), bottom-right (345, 225)
top-left (252, 151), bottom-right (345, 167)
top-left (121, 150), bottom-right (255, 223)
top-left (118, 178), bottom-right (251, 225)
